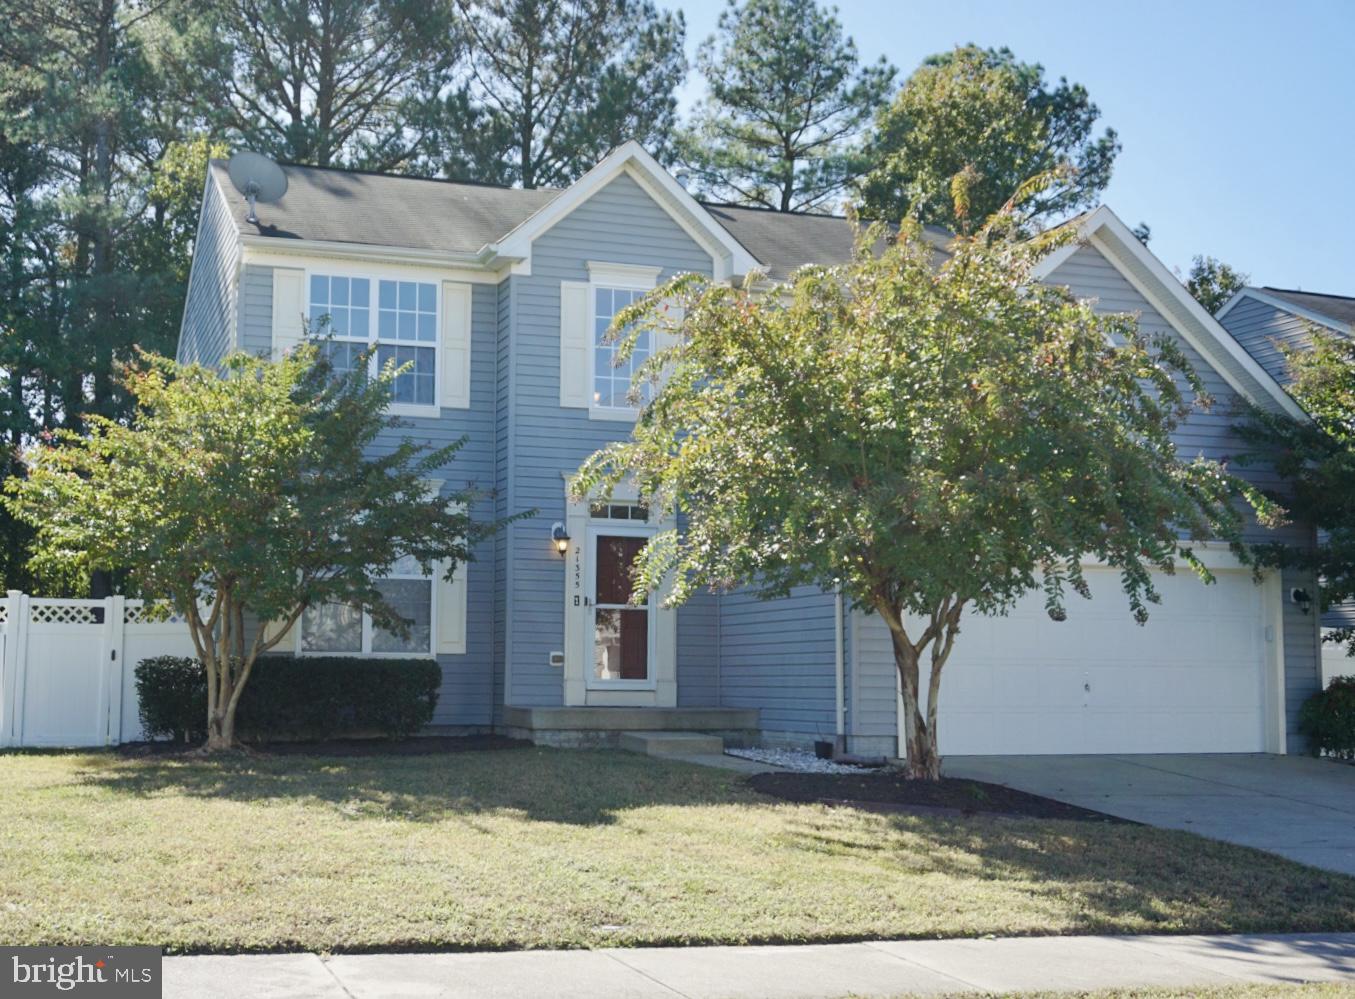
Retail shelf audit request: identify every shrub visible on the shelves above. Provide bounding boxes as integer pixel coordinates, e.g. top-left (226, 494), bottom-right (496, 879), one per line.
top-left (1298, 676), bottom-right (1355, 761)
top-left (136, 656), bottom-right (441, 743)
top-left (135, 656), bottom-right (209, 742)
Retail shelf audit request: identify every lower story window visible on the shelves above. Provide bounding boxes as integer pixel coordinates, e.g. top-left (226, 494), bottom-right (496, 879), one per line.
top-left (301, 556), bottom-right (432, 655)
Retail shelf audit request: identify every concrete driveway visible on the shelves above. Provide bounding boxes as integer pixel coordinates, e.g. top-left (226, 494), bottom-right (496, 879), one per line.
top-left (945, 754), bottom-right (1355, 876)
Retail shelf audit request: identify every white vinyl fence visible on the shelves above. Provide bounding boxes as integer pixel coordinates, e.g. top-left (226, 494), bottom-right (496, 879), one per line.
top-left (0, 592), bottom-right (198, 748)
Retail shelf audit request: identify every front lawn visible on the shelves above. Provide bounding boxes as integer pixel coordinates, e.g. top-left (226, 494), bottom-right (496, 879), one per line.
top-left (1, 748), bottom-right (1353, 953)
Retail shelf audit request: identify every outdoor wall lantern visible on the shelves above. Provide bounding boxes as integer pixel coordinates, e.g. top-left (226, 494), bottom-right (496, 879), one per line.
top-left (1290, 587), bottom-right (1313, 615)
top-left (551, 522), bottom-right (570, 557)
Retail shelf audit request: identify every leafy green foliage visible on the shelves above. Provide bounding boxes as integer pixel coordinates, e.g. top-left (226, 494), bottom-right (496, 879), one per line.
top-left (858, 46), bottom-right (1119, 231)
top-left (576, 207), bottom-right (1270, 777)
top-left (418, 0), bottom-right (687, 188)
top-left (1186, 255), bottom-right (1249, 315)
top-left (136, 655), bottom-right (441, 742)
top-left (1298, 676), bottom-right (1355, 761)
top-left (0, 4), bottom-right (220, 590)
top-left (677, 0), bottom-right (893, 212)
top-left (6, 343), bottom-right (499, 748)
top-left (1237, 329), bottom-right (1355, 653)
top-left (156, 0), bottom-right (459, 171)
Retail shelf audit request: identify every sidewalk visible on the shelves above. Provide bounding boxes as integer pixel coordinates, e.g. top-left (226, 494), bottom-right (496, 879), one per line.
top-left (165, 932), bottom-right (1355, 998)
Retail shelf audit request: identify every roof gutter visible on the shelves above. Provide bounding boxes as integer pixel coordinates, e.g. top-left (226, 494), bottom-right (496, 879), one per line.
top-left (239, 234), bottom-right (510, 271)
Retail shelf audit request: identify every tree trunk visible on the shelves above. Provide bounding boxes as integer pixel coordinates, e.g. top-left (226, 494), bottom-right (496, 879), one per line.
top-left (893, 636), bottom-right (942, 780)
top-left (877, 595), bottom-right (965, 781)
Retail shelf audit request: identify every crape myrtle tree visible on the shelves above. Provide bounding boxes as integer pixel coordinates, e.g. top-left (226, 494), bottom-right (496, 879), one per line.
top-left (1238, 330), bottom-right (1355, 657)
top-left (6, 344), bottom-right (498, 751)
top-left (574, 184), bottom-right (1274, 779)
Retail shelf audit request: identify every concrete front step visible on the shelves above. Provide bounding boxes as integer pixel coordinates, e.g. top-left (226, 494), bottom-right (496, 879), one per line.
top-left (502, 705), bottom-right (760, 748)
top-left (619, 731), bottom-right (725, 758)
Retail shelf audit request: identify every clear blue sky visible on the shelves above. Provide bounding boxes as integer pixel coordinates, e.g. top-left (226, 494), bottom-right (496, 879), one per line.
top-left (674, 0), bottom-right (1354, 294)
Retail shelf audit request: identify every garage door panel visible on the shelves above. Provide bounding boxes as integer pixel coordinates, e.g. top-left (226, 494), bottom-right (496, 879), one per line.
top-left (884, 568), bottom-right (1272, 755)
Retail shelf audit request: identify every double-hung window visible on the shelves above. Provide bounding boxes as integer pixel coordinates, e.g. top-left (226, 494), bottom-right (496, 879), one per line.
top-left (301, 556), bottom-right (434, 657)
top-left (308, 274), bottom-right (438, 411)
top-left (592, 286), bottom-right (652, 412)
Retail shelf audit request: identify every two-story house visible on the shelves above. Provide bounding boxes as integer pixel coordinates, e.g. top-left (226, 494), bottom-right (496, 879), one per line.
top-left (178, 141), bottom-right (1322, 758)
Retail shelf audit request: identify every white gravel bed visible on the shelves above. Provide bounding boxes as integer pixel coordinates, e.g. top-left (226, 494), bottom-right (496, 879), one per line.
top-left (725, 746), bottom-right (868, 774)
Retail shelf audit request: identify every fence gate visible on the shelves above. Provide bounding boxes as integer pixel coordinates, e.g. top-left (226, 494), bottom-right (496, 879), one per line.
top-left (0, 592), bottom-right (198, 748)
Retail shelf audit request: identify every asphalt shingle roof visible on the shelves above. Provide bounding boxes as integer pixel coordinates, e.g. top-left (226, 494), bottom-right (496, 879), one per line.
top-left (1261, 287), bottom-right (1355, 328)
top-left (209, 160), bottom-right (559, 255)
top-left (210, 159), bottom-right (948, 277)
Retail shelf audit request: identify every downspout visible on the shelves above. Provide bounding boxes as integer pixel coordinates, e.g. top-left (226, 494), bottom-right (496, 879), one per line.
top-left (834, 587), bottom-right (846, 754)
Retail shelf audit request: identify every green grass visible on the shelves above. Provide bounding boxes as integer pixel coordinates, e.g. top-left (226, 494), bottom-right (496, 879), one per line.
top-left (1, 748), bottom-right (1353, 954)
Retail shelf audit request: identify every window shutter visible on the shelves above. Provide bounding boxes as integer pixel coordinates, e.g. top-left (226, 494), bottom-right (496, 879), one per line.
top-left (559, 280), bottom-right (591, 408)
top-left (271, 268), bottom-right (306, 359)
top-left (436, 558), bottom-right (467, 655)
top-left (261, 616), bottom-right (298, 654)
top-left (441, 281), bottom-right (472, 409)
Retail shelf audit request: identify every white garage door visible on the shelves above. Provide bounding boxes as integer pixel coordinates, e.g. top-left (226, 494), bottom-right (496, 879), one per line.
top-left (873, 567), bottom-right (1278, 755)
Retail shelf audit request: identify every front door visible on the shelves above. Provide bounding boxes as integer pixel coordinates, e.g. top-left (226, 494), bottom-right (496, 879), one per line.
top-left (587, 528), bottom-right (655, 688)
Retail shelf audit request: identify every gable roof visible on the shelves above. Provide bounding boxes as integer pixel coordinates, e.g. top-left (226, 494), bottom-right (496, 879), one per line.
top-left (485, 142), bottom-right (761, 278)
top-left (1260, 288), bottom-right (1355, 328)
top-left (209, 148), bottom-right (902, 279)
top-left (1216, 285), bottom-right (1355, 334)
top-left (1035, 206), bottom-right (1307, 421)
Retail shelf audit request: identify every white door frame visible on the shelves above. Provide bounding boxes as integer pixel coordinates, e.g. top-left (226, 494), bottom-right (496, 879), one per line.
top-left (561, 478), bottom-right (677, 707)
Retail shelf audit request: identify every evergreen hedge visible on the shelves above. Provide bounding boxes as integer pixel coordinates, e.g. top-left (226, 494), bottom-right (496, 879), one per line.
top-left (135, 655), bottom-right (440, 743)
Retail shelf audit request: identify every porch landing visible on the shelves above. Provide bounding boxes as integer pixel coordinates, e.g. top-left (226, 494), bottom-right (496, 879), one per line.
top-left (502, 706), bottom-right (760, 749)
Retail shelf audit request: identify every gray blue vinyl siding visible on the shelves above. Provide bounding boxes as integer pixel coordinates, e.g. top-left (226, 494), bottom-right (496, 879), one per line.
top-left (677, 587), bottom-right (720, 706)
top-left (717, 586), bottom-right (839, 740)
top-left (236, 260), bottom-right (501, 728)
top-left (1217, 296), bottom-right (1322, 385)
top-left (492, 277), bottom-right (512, 725)
top-left (501, 172), bottom-right (717, 705)
top-left (176, 183), bottom-right (237, 365)
top-left (370, 282), bottom-right (499, 728)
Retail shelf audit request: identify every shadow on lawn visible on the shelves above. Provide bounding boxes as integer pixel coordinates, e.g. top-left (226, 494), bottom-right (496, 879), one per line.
top-left (74, 747), bottom-right (755, 827)
top-left (775, 807), bottom-right (1355, 935)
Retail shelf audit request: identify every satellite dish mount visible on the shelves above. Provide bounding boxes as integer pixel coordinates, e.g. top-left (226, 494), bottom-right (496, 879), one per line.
top-left (226, 152), bottom-right (288, 226)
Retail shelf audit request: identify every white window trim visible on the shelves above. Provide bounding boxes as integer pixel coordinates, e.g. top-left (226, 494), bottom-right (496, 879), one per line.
top-left (299, 561), bottom-right (438, 659)
top-left (586, 261), bottom-right (661, 422)
top-left (303, 261), bottom-right (442, 418)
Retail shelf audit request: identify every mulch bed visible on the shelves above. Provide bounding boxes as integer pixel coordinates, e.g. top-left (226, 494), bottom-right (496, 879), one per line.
top-left (747, 770), bottom-right (1131, 823)
top-left (117, 734), bottom-right (530, 758)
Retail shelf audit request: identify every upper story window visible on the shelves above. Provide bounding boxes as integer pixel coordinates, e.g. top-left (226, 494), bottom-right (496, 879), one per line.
top-left (593, 286), bottom-right (652, 411)
top-left (377, 280), bottom-right (437, 406)
top-left (308, 274), bottom-right (438, 410)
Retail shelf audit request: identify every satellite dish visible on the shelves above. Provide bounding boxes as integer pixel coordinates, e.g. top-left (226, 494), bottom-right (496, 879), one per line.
top-left (227, 151), bottom-right (288, 225)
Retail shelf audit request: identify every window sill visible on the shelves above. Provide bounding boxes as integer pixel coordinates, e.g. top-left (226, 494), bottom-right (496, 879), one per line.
top-left (299, 651), bottom-right (437, 660)
top-left (388, 403), bottom-right (441, 419)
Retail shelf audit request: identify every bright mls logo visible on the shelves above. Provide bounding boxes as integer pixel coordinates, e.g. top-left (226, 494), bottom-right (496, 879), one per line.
top-left (1, 947), bottom-right (160, 997)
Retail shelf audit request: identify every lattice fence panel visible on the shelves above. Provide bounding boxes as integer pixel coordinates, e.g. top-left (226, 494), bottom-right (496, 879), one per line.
top-left (29, 602), bottom-right (104, 625)
top-left (124, 603), bottom-right (187, 626)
